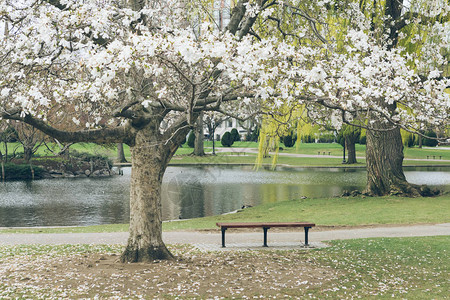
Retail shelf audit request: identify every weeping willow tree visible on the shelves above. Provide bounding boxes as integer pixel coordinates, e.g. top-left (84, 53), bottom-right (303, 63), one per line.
top-left (253, 0), bottom-right (449, 196)
top-left (255, 105), bottom-right (323, 169)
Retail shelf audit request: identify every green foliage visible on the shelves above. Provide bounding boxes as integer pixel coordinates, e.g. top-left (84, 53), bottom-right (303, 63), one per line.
top-left (230, 128), bottom-right (241, 142)
top-left (423, 131), bottom-right (438, 147)
top-left (401, 130), bottom-right (418, 148)
top-left (220, 132), bottom-right (234, 147)
top-left (317, 133), bottom-right (335, 143)
top-left (246, 127), bottom-right (260, 142)
top-left (301, 134), bottom-right (314, 143)
top-left (359, 135), bottom-right (366, 145)
top-left (187, 131), bottom-right (195, 148)
top-left (406, 134), bottom-right (416, 147)
top-left (3, 163), bottom-right (45, 180)
top-left (282, 132), bottom-right (297, 147)
top-left (336, 131), bottom-right (345, 147)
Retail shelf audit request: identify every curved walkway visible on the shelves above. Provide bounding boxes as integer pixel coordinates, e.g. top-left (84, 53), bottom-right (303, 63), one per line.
top-left (213, 147), bottom-right (450, 163)
top-left (1, 224), bottom-right (449, 250)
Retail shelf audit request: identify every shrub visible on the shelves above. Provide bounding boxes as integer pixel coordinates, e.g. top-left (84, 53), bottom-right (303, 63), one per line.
top-left (230, 128), bottom-right (241, 142)
top-left (221, 132), bottom-right (234, 147)
top-left (282, 134), bottom-right (297, 147)
top-left (423, 131), bottom-right (438, 147)
top-left (246, 128), bottom-right (260, 142)
top-left (187, 131), bottom-right (195, 148)
top-left (3, 163), bottom-right (45, 180)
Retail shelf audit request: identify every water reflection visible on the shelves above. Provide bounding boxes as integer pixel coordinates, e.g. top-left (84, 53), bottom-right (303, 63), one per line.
top-left (0, 166), bottom-right (449, 227)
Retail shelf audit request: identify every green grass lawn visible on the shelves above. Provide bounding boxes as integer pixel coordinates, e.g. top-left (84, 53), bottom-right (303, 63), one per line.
top-left (310, 236), bottom-right (449, 299)
top-left (2, 194), bottom-right (448, 234)
top-left (163, 194), bottom-right (450, 230)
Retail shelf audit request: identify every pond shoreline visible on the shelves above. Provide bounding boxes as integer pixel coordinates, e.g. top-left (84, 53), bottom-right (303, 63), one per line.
top-left (115, 162), bottom-right (450, 169)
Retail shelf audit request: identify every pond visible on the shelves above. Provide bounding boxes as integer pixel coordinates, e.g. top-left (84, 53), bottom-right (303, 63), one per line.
top-left (0, 166), bottom-right (449, 227)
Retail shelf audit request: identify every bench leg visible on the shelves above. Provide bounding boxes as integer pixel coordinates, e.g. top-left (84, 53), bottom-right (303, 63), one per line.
top-left (263, 227), bottom-right (269, 247)
top-left (221, 227), bottom-right (227, 248)
top-left (304, 227), bottom-right (310, 246)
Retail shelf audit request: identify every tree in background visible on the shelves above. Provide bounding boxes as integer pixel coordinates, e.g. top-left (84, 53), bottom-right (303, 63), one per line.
top-left (252, 0), bottom-right (449, 195)
top-left (193, 112), bottom-right (205, 156)
top-left (11, 121), bottom-right (46, 163)
top-left (341, 125), bottom-right (361, 164)
top-left (117, 143), bottom-right (127, 163)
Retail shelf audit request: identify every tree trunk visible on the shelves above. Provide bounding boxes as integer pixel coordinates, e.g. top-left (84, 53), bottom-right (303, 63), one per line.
top-left (23, 146), bottom-right (33, 163)
top-left (121, 127), bottom-right (174, 262)
top-left (345, 136), bottom-right (357, 164)
top-left (117, 143), bottom-right (127, 163)
top-left (194, 112), bottom-right (205, 156)
top-left (0, 151), bottom-right (4, 181)
top-left (364, 122), bottom-right (437, 197)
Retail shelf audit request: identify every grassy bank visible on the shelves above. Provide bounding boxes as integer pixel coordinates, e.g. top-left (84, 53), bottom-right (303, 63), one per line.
top-left (0, 236), bottom-right (448, 298)
top-left (164, 194), bottom-right (450, 231)
top-left (2, 194), bottom-right (448, 234)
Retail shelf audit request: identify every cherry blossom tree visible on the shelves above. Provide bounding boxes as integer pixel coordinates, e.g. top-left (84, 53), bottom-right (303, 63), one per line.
top-left (0, 0), bottom-right (448, 263)
top-left (0, 0), bottom-right (273, 262)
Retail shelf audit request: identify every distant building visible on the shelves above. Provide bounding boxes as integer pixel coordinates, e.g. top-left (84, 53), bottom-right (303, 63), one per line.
top-left (212, 118), bottom-right (247, 140)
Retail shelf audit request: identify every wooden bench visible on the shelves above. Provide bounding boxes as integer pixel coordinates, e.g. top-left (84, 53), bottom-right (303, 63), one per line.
top-left (216, 222), bottom-right (315, 248)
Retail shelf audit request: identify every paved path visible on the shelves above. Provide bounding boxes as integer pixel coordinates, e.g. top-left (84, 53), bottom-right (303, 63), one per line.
top-left (1, 224), bottom-right (448, 250)
top-left (212, 147), bottom-right (450, 163)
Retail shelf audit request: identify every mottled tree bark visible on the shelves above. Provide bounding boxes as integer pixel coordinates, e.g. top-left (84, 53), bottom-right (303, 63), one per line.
top-left (364, 119), bottom-right (436, 197)
top-left (23, 146), bottom-right (33, 163)
top-left (121, 125), bottom-right (174, 262)
top-left (194, 112), bottom-right (205, 156)
top-left (345, 136), bottom-right (357, 164)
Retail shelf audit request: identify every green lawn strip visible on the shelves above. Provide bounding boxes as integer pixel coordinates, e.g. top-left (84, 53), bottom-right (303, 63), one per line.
top-left (170, 153), bottom-right (363, 167)
top-left (308, 236), bottom-right (449, 299)
top-left (403, 160), bottom-right (450, 166)
top-left (3, 142), bottom-right (450, 165)
top-left (163, 194), bottom-right (450, 230)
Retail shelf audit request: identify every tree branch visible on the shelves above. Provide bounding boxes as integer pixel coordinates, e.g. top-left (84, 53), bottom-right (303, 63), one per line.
top-left (1, 109), bottom-right (135, 145)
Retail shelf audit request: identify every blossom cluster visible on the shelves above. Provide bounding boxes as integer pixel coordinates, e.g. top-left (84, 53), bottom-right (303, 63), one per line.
top-left (0, 0), bottom-right (448, 136)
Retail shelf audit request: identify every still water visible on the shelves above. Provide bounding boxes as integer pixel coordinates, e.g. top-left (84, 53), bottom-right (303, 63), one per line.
top-left (0, 166), bottom-right (449, 227)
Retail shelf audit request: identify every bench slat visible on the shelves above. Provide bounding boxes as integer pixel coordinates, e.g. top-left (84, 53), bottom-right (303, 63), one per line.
top-left (216, 222), bottom-right (315, 228)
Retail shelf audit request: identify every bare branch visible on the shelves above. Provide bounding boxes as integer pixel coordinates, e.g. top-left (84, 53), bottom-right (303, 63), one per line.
top-left (1, 109), bottom-right (135, 145)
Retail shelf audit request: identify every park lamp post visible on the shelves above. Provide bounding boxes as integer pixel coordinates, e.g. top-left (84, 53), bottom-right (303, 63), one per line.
top-left (342, 140), bottom-right (346, 164)
top-left (212, 120), bottom-right (216, 155)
